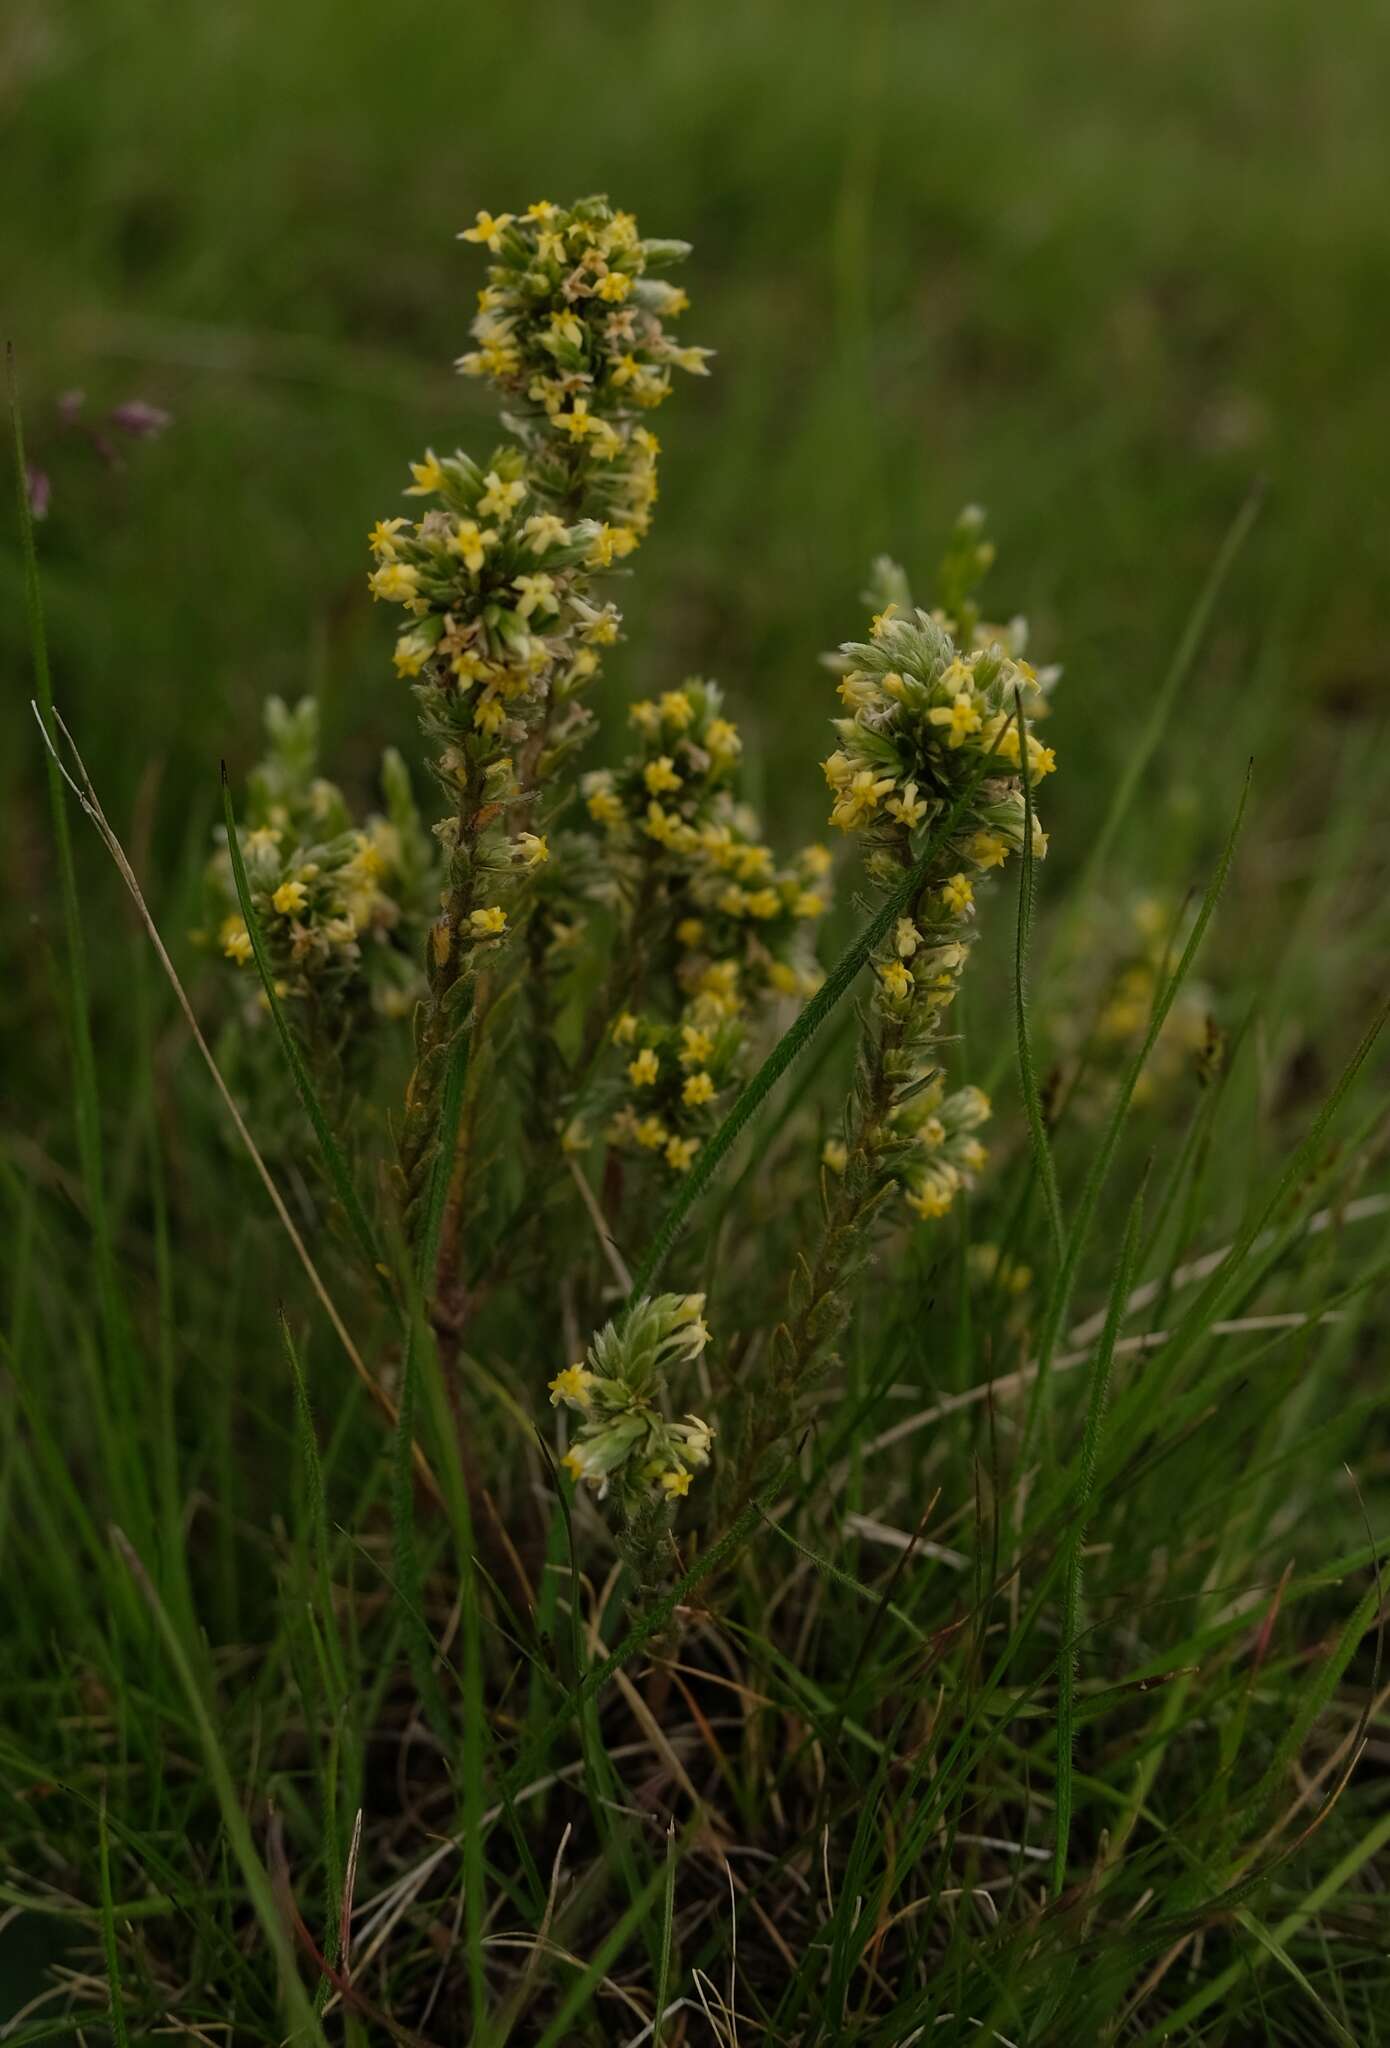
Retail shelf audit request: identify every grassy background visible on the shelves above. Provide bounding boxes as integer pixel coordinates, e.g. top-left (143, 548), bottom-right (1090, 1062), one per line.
top-left (4, 0), bottom-right (1390, 2038)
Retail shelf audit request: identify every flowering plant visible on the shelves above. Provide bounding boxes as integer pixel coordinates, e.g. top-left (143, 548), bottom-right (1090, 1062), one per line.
top-left (211, 197), bottom-right (1057, 1546)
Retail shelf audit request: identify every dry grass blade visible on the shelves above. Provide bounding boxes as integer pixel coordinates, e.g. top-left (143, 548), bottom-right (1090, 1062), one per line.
top-left (30, 702), bottom-right (442, 1507)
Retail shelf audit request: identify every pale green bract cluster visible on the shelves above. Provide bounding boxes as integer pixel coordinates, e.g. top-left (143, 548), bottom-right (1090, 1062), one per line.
top-left (548, 1293), bottom-right (716, 1502)
top-left (822, 512), bottom-right (1059, 1223)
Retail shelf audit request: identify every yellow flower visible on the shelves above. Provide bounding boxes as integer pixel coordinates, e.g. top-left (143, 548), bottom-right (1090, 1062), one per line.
top-left (745, 888), bottom-right (781, 920)
top-left (596, 269), bottom-right (632, 303)
top-left (822, 1139), bottom-right (848, 1175)
top-left (220, 916), bottom-right (253, 965)
top-left (536, 228), bottom-right (567, 264)
top-left (244, 827), bottom-right (280, 856)
top-left (870, 603), bottom-right (899, 639)
top-left (451, 649), bottom-right (487, 684)
top-left (582, 609), bottom-right (620, 646)
top-left (448, 520), bottom-right (498, 572)
top-left (628, 1048), bottom-right (660, 1087)
top-left (665, 1136), bottom-right (699, 1173)
top-left (272, 879), bottom-right (308, 917)
top-left (368, 561), bottom-right (420, 603)
top-left (515, 832), bottom-right (549, 866)
top-left (705, 717), bottom-right (741, 761)
top-left (544, 311), bottom-right (585, 352)
top-left (906, 1182), bottom-right (955, 1221)
top-left (675, 918), bottom-right (705, 948)
top-left (586, 524), bottom-right (619, 568)
top-left (886, 782), bottom-right (928, 829)
top-left (941, 873), bottom-right (975, 916)
top-left (469, 905), bottom-right (507, 936)
top-left (459, 209), bottom-right (515, 251)
top-left (895, 917), bottom-right (921, 958)
top-left (695, 961), bottom-right (739, 1012)
top-left (679, 1024), bottom-right (714, 1068)
top-left (548, 1363), bottom-right (596, 1410)
top-left (968, 829), bottom-right (1010, 870)
top-left (878, 959), bottom-right (913, 1001)
top-left (473, 692), bottom-right (506, 735)
top-left (512, 572), bottom-right (557, 618)
top-left (660, 1467), bottom-right (692, 1496)
top-left (660, 689), bottom-right (694, 729)
top-left (368, 517), bottom-right (408, 556)
top-left (405, 450), bottom-right (445, 495)
top-left (525, 198), bottom-right (559, 223)
top-left (682, 1070), bottom-right (716, 1106)
top-left (829, 768), bottom-right (896, 832)
top-left (634, 1115), bottom-right (668, 1150)
top-left (555, 398), bottom-right (594, 440)
top-left (478, 471), bottom-right (527, 522)
top-left (643, 755), bottom-right (683, 795)
top-left (523, 512), bottom-right (569, 553)
top-left (629, 699), bottom-right (661, 735)
top-left (588, 420), bottom-right (624, 462)
top-left (587, 787), bottom-right (624, 827)
top-left (928, 696), bottom-right (983, 748)
top-left (767, 960), bottom-right (800, 996)
top-left (393, 635), bottom-right (429, 677)
top-left (792, 890), bottom-right (824, 920)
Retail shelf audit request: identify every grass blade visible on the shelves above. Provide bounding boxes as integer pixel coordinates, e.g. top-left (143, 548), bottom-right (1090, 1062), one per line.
top-left (1021, 763), bottom-right (1251, 1461)
top-left (110, 1526), bottom-right (325, 2041)
top-left (389, 1019), bottom-right (490, 2036)
top-left (1053, 1174), bottom-right (1145, 1895)
top-left (98, 1794), bottom-right (132, 2048)
top-left (653, 1820), bottom-right (678, 2047)
top-left (1014, 687), bottom-right (1066, 1264)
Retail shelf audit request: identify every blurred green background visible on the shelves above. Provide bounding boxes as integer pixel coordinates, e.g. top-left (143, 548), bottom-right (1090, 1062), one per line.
top-left (5, 0), bottom-right (1389, 1096)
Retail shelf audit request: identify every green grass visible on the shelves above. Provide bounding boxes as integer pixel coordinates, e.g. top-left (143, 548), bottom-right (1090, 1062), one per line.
top-left (4, 0), bottom-right (1390, 2038)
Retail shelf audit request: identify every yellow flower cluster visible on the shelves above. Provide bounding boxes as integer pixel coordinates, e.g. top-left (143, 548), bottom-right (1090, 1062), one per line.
top-left (368, 443), bottom-right (620, 770)
top-left (456, 193), bottom-right (710, 550)
top-left (579, 679), bottom-right (830, 1175)
top-left (368, 196), bottom-right (710, 982)
top-left (205, 697), bottom-right (432, 1022)
top-left (822, 512), bottom-right (1059, 1223)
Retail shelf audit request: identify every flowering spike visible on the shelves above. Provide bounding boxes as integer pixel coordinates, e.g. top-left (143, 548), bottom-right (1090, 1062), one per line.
top-left (554, 1294), bottom-right (716, 1504)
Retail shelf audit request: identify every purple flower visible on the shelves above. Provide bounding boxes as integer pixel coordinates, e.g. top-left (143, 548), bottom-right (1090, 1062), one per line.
top-left (108, 399), bottom-right (172, 440)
